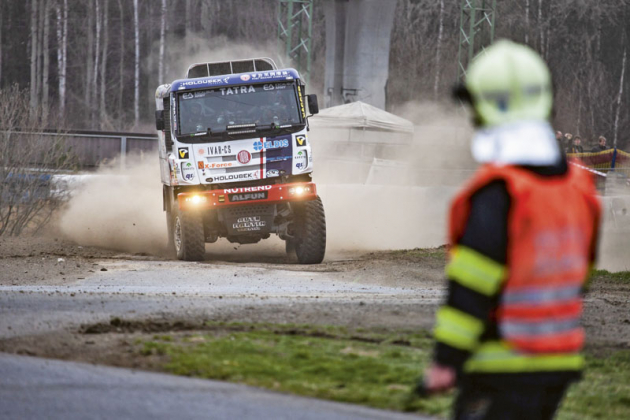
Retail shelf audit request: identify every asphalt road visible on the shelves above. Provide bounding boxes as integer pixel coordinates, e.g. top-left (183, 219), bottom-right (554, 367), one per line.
top-left (0, 257), bottom-right (441, 420)
top-left (0, 353), bottom-right (430, 420)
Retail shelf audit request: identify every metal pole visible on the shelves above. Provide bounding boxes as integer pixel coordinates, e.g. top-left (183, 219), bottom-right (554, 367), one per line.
top-left (306, 1), bottom-right (313, 85)
top-left (457, 0), bottom-right (497, 81)
top-left (285, 0), bottom-right (294, 58)
top-left (120, 136), bottom-right (127, 168)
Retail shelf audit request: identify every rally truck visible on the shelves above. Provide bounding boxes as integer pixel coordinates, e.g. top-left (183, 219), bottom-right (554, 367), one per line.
top-left (154, 58), bottom-right (326, 263)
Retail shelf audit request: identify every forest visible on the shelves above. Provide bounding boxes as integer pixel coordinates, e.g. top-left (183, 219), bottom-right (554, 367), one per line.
top-left (0, 0), bottom-right (629, 149)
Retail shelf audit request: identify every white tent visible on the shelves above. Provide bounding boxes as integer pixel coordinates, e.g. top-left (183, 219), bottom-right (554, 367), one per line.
top-left (309, 102), bottom-right (415, 184)
top-left (310, 101), bottom-right (414, 134)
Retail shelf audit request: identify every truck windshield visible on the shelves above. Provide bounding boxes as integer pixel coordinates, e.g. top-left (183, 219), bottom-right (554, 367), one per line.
top-left (177, 82), bottom-right (302, 136)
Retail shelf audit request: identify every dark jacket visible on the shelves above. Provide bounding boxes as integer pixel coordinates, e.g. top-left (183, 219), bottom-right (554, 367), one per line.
top-left (590, 145), bottom-right (608, 152)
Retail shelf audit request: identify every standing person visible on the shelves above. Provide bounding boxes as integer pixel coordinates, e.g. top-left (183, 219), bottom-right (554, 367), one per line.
top-left (563, 132), bottom-right (573, 153)
top-left (591, 136), bottom-right (608, 152)
top-left (555, 131), bottom-right (564, 147)
top-left (570, 136), bottom-right (584, 153)
top-left (422, 40), bottom-right (601, 420)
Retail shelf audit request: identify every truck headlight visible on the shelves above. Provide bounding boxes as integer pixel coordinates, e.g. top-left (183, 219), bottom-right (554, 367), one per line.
top-left (185, 195), bottom-right (207, 205)
top-left (289, 186), bottom-right (311, 195)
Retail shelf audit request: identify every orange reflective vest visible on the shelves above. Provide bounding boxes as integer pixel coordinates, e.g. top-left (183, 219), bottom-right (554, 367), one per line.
top-left (450, 164), bottom-right (600, 355)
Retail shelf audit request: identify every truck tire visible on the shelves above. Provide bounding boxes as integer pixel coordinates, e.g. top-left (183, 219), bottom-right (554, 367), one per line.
top-left (173, 208), bottom-right (206, 261)
top-left (166, 206), bottom-right (176, 254)
top-left (293, 196), bottom-right (326, 264)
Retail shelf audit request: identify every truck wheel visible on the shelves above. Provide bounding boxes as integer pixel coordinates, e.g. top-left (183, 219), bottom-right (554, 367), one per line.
top-left (173, 208), bottom-right (206, 261)
top-left (166, 206), bottom-right (176, 254)
top-left (285, 239), bottom-right (296, 255)
top-left (293, 196), bottom-right (326, 264)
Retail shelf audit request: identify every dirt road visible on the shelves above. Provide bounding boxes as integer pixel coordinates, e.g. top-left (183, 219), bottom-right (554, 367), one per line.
top-left (1, 236), bottom-right (628, 356)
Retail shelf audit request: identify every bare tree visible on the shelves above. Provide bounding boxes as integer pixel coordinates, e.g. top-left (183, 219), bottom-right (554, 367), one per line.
top-left (42, 0), bottom-right (51, 121)
top-left (117, 0), bottom-right (124, 122)
top-left (133, 0), bottom-right (139, 127)
top-left (93, 0), bottom-right (101, 125)
top-left (433, 0), bottom-right (445, 101)
top-left (30, 0), bottom-right (39, 110)
top-left (85, 0), bottom-right (94, 116)
top-left (100, 0), bottom-right (109, 127)
top-left (159, 0), bottom-right (167, 85)
top-left (55, 0), bottom-right (68, 119)
top-left (613, 49), bottom-right (626, 148)
top-left (525, 0), bottom-right (530, 45)
top-left (0, 2), bottom-right (3, 84)
top-left (0, 85), bottom-right (77, 236)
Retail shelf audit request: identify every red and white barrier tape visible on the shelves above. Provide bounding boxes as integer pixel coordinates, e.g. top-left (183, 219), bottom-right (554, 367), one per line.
top-left (569, 160), bottom-right (608, 178)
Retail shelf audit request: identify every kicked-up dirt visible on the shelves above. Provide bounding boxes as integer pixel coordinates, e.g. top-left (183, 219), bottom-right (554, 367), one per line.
top-left (0, 235), bottom-right (629, 367)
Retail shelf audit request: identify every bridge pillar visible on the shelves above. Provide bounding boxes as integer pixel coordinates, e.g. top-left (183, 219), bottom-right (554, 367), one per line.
top-left (323, 0), bottom-right (397, 110)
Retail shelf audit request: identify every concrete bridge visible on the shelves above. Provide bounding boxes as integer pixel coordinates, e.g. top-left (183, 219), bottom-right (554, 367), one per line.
top-left (323, 0), bottom-right (397, 110)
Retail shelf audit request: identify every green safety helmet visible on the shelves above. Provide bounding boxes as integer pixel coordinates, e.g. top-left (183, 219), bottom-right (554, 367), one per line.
top-left (462, 39), bottom-right (553, 127)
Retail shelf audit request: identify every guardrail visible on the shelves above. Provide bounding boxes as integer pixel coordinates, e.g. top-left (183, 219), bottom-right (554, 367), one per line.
top-left (1, 129), bottom-right (158, 168)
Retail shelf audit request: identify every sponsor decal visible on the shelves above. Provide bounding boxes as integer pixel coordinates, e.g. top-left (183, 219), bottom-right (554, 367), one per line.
top-left (182, 162), bottom-right (195, 180)
top-left (294, 150), bottom-right (307, 170)
top-left (297, 85), bottom-right (306, 118)
top-left (182, 93), bottom-right (194, 100)
top-left (251, 71), bottom-right (290, 81)
top-left (295, 135), bottom-right (307, 146)
top-left (208, 173), bottom-right (254, 182)
top-left (266, 156), bottom-right (290, 163)
top-left (253, 139), bottom-right (289, 151)
top-left (181, 77), bottom-right (229, 87)
top-left (224, 185), bottom-right (272, 194)
top-left (263, 83), bottom-right (289, 91)
top-left (206, 145), bottom-right (232, 155)
top-left (220, 85), bottom-right (256, 96)
top-left (198, 148), bottom-right (205, 155)
top-left (266, 169), bottom-right (280, 177)
top-left (237, 150), bottom-right (251, 164)
top-left (233, 216), bottom-right (266, 231)
top-left (228, 191), bottom-right (268, 203)
top-left (171, 96), bottom-right (178, 131)
top-left (240, 74), bottom-right (251, 81)
top-left (194, 91), bottom-right (206, 98)
top-left (199, 161), bottom-right (233, 169)
top-left (178, 148), bottom-right (189, 159)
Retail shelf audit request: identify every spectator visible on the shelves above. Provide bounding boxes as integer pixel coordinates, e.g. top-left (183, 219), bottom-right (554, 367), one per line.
top-left (591, 136), bottom-right (608, 152)
top-left (564, 132), bottom-right (573, 152)
top-left (570, 135), bottom-right (584, 153)
top-left (555, 131), bottom-right (563, 146)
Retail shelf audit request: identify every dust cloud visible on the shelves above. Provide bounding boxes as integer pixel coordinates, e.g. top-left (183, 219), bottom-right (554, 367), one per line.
top-left (597, 178), bottom-right (630, 272)
top-left (58, 154), bottom-right (168, 256)
top-left (161, 35), bottom-right (286, 85)
top-left (312, 101), bottom-right (475, 251)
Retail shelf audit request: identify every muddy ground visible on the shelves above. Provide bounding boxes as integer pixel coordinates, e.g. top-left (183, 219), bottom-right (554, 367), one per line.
top-left (1, 235), bottom-right (629, 368)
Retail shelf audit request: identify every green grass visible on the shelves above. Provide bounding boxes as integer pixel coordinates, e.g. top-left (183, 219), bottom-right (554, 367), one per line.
top-left (386, 247), bottom-right (448, 262)
top-left (590, 269), bottom-right (630, 283)
top-left (138, 322), bottom-right (630, 418)
top-left (559, 352), bottom-right (630, 419)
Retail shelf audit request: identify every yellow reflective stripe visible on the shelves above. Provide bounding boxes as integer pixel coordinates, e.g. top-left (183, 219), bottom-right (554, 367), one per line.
top-left (446, 246), bottom-right (507, 296)
top-left (464, 341), bottom-right (584, 373)
top-left (434, 306), bottom-right (485, 351)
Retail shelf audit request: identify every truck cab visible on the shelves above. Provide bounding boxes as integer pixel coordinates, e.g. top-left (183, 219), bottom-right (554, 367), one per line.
top-left (155, 58), bottom-right (325, 263)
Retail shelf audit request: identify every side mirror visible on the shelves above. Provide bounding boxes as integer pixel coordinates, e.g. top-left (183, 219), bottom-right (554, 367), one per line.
top-left (155, 110), bottom-right (165, 131)
top-left (306, 94), bottom-right (319, 115)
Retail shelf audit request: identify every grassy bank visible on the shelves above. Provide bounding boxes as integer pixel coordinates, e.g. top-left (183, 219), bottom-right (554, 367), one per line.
top-left (139, 322), bottom-right (630, 419)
